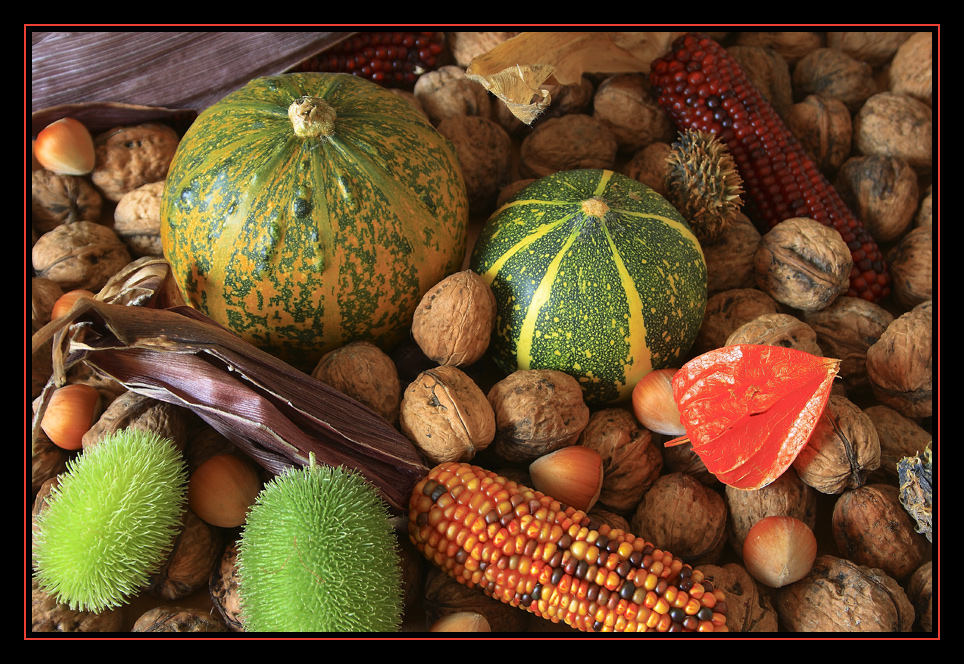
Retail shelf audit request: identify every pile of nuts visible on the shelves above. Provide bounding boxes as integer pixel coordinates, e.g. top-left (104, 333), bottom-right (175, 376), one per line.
top-left (30, 30), bottom-right (934, 634)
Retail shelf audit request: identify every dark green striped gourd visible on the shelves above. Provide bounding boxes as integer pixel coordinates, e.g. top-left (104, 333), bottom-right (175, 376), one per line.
top-left (469, 169), bottom-right (706, 404)
top-left (161, 73), bottom-right (468, 371)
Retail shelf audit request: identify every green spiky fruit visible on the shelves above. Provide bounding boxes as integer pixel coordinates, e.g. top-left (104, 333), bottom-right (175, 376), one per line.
top-left (32, 428), bottom-right (188, 612)
top-left (237, 459), bottom-right (404, 632)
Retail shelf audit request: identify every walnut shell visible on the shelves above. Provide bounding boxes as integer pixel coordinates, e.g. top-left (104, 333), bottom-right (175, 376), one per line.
top-left (774, 554), bottom-right (915, 631)
top-left (413, 65), bottom-right (492, 125)
top-left (835, 155), bottom-right (919, 244)
top-left (423, 566), bottom-right (531, 633)
top-left (32, 220), bottom-right (132, 292)
top-left (792, 48), bottom-right (877, 113)
top-left (831, 483), bottom-right (928, 580)
top-left (91, 123), bottom-right (180, 201)
top-left (702, 213), bottom-right (762, 293)
top-left (622, 141), bottom-right (672, 198)
top-left (577, 407), bottom-right (663, 513)
top-left (854, 92), bottom-right (932, 175)
top-left (495, 178), bottom-right (537, 208)
top-left (864, 404), bottom-right (932, 485)
top-left (492, 77), bottom-right (595, 136)
top-left (825, 31), bottom-right (913, 67)
top-left (82, 389), bottom-right (190, 451)
top-left (131, 606), bottom-right (230, 633)
top-left (727, 45), bottom-right (793, 119)
top-left (446, 31), bottom-right (520, 68)
top-left (792, 395), bottom-right (881, 494)
top-left (887, 226), bottom-right (932, 310)
top-left (725, 312), bottom-right (823, 357)
top-left (412, 270), bottom-right (497, 367)
top-left (802, 296), bottom-right (894, 391)
top-left (661, 439), bottom-right (718, 487)
top-left (31, 577), bottom-right (125, 632)
top-left (733, 31), bottom-right (823, 65)
top-left (113, 180), bottom-right (166, 256)
top-left (208, 540), bottom-right (243, 631)
top-left (696, 562), bottom-right (780, 632)
top-left (311, 340), bottom-right (402, 425)
top-left (147, 508), bottom-right (223, 601)
top-left (399, 365), bottom-right (495, 464)
top-left (725, 467), bottom-right (817, 552)
top-left (906, 560), bottom-right (933, 632)
top-left (785, 95), bottom-right (852, 175)
top-left (915, 185), bottom-right (932, 230)
top-left (518, 113), bottom-right (618, 179)
top-left (31, 169), bottom-right (103, 233)
top-left (436, 115), bottom-right (513, 214)
top-left (693, 288), bottom-right (783, 356)
top-left (487, 369), bottom-right (591, 464)
top-left (754, 217), bottom-right (852, 311)
top-left (889, 31), bottom-right (932, 106)
top-left (866, 300), bottom-right (932, 418)
top-left (591, 74), bottom-right (674, 154)
top-left (631, 472), bottom-right (727, 565)
top-left (31, 276), bottom-right (64, 332)
top-left (31, 434), bottom-right (68, 498)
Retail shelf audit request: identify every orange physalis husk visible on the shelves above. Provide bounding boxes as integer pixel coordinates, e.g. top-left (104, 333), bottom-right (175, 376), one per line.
top-left (666, 345), bottom-right (840, 490)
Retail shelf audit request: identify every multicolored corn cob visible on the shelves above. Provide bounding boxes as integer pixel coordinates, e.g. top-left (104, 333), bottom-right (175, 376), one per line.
top-left (409, 462), bottom-right (728, 633)
top-left (292, 31), bottom-right (445, 86)
top-left (649, 33), bottom-right (890, 303)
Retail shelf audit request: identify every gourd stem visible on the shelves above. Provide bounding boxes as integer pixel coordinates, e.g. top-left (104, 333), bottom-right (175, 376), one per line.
top-left (581, 197), bottom-right (610, 219)
top-left (288, 96), bottom-right (337, 139)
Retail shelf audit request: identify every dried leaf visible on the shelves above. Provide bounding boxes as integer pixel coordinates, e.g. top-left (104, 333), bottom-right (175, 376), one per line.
top-left (465, 31), bottom-right (682, 124)
top-left (41, 299), bottom-right (429, 512)
top-left (668, 345), bottom-right (840, 490)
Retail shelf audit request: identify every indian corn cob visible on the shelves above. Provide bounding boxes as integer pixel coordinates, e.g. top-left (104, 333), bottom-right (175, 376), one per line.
top-left (649, 33), bottom-right (890, 303)
top-left (409, 462), bottom-right (728, 633)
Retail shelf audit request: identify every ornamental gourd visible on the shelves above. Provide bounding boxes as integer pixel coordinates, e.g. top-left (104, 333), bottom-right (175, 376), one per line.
top-left (161, 73), bottom-right (469, 371)
top-left (470, 169), bottom-right (706, 404)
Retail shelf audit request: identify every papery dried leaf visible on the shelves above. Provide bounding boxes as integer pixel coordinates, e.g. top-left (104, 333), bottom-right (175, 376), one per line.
top-left (45, 299), bottom-right (429, 512)
top-left (465, 31), bottom-right (682, 124)
top-left (669, 345), bottom-right (840, 490)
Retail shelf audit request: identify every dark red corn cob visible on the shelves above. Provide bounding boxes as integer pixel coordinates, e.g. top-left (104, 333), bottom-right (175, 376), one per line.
top-left (650, 33), bottom-right (890, 303)
top-left (293, 31), bottom-right (445, 87)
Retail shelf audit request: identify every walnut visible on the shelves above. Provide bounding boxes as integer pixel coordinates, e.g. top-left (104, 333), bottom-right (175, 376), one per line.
top-left (446, 31), bottom-right (520, 68)
top-left (411, 270), bottom-right (497, 367)
top-left (436, 115), bottom-right (513, 213)
top-left (399, 365), bottom-right (495, 464)
top-left (91, 123), bottom-right (180, 201)
top-left (487, 369), bottom-right (590, 464)
top-left (915, 185), bottom-right (932, 229)
top-left (802, 296), bottom-right (894, 391)
top-left (825, 31), bottom-right (913, 67)
top-left (31, 276), bottom-right (63, 332)
top-left (792, 48), bottom-right (877, 113)
top-left (866, 300), bottom-right (932, 418)
top-left (693, 288), bottom-right (783, 356)
top-left (208, 540), bottom-right (243, 631)
top-left (587, 506), bottom-right (631, 533)
top-left (82, 390), bottom-right (190, 451)
top-left (423, 566), bottom-right (531, 632)
top-left (495, 178), bottom-right (536, 208)
top-left (774, 554), bottom-right (915, 632)
top-left (493, 77), bottom-right (595, 136)
top-left (906, 560), bottom-right (933, 632)
top-left (113, 180), bottom-right (166, 256)
top-left (183, 424), bottom-right (239, 475)
top-left (889, 31), bottom-right (932, 107)
top-left (147, 508), bottom-right (223, 601)
top-left (631, 473), bottom-right (727, 565)
top-left (592, 74), bottom-right (675, 154)
top-left (518, 114), bottom-right (618, 179)
top-left (32, 169), bottom-right (103, 233)
top-left (832, 484), bottom-right (929, 581)
top-left (31, 577), bottom-right (125, 632)
top-left (413, 65), bottom-right (492, 125)
top-left (725, 467), bottom-right (817, 552)
top-left (311, 340), bottom-right (402, 425)
top-left (864, 404), bottom-right (932, 485)
top-left (854, 92), bottom-right (932, 175)
top-left (733, 31), bottom-right (823, 65)
top-left (725, 312), bottom-right (823, 357)
top-left (754, 217), bottom-right (852, 311)
top-left (834, 155), bottom-right (919, 244)
top-left (887, 226), bottom-right (932, 310)
top-left (577, 407), bottom-right (663, 513)
top-left (32, 220), bottom-right (132, 292)
top-left (696, 562), bottom-right (780, 632)
top-left (785, 95), bottom-right (852, 175)
top-left (661, 439), bottom-right (718, 486)
top-left (131, 606), bottom-right (230, 633)
top-left (702, 213), bottom-right (762, 293)
top-left (792, 395), bottom-right (881, 494)
top-left (31, 434), bottom-right (68, 498)
top-left (727, 45), bottom-right (794, 118)
top-left (622, 141), bottom-right (672, 198)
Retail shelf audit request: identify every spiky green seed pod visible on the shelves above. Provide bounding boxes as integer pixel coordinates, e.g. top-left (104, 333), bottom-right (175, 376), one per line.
top-left (237, 458), bottom-right (404, 632)
top-left (32, 428), bottom-right (188, 612)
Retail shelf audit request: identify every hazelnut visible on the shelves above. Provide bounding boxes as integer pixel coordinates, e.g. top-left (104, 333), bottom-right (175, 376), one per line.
top-left (430, 611), bottom-right (492, 632)
top-left (741, 516), bottom-right (817, 588)
top-left (188, 453), bottom-right (262, 528)
top-left (411, 270), bottom-right (497, 367)
top-left (529, 445), bottom-right (604, 513)
top-left (725, 467), bottom-right (817, 552)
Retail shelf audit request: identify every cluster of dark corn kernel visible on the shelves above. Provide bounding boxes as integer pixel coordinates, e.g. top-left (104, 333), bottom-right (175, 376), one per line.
top-left (409, 462), bottom-right (728, 633)
top-left (649, 32), bottom-right (890, 304)
top-left (292, 31), bottom-right (445, 86)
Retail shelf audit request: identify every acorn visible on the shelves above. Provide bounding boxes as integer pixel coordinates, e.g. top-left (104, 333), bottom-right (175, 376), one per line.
top-left (665, 128), bottom-right (745, 244)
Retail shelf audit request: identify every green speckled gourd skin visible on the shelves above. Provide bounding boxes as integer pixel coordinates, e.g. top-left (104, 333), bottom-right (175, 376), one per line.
top-left (161, 73), bottom-right (468, 371)
top-left (470, 169), bottom-right (706, 404)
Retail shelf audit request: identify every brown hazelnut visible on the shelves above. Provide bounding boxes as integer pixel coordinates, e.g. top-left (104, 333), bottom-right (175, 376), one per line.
top-left (887, 226), bottom-right (933, 310)
top-left (696, 563), bottom-right (779, 632)
top-left (32, 169), bottom-right (103, 233)
top-left (91, 123), bottom-right (180, 201)
top-left (113, 180), bottom-right (166, 257)
top-left (831, 483), bottom-right (928, 580)
top-left (835, 155), bottom-right (920, 244)
top-left (411, 270), bottom-right (497, 368)
top-left (725, 467), bottom-right (817, 552)
top-left (854, 92), bottom-right (932, 175)
top-left (725, 312), bottom-right (823, 358)
top-left (754, 217), bottom-right (852, 311)
top-left (32, 220), bottom-right (132, 292)
top-left (889, 31), bottom-right (932, 106)
top-left (518, 114), bottom-right (618, 179)
top-left (785, 95), bottom-right (852, 175)
top-left (702, 213), bottom-right (762, 293)
top-left (622, 141), bottom-right (672, 198)
top-left (437, 115), bottom-right (513, 213)
top-left (693, 288), bottom-right (783, 356)
top-left (864, 404), bottom-right (932, 485)
top-left (592, 73), bottom-right (675, 154)
top-left (311, 340), bottom-right (402, 425)
top-left (792, 48), bottom-right (876, 113)
top-left (866, 300), bottom-right (932, 418)
top-left (413, 65), bottom-right (492, 125)
top-left (399, 364), bottom-right (495, 464)
top-left (487, 369), bottom-right (590, 464)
